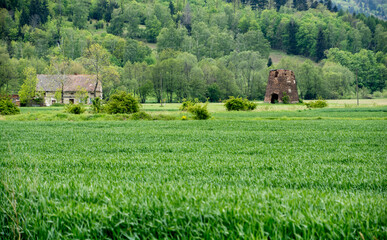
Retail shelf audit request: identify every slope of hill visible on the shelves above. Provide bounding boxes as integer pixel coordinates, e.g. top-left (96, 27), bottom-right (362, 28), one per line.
top-left (333, 0), bottom-right (387, 20)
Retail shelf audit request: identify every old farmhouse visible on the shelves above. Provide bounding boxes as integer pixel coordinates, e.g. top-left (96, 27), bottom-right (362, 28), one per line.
top-left (36, 75), bottom-right (102, 106)
top-left (264, 69), bottom-right (299, 104)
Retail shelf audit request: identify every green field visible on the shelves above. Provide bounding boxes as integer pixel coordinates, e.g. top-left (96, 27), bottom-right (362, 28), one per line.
top-left (1, 102), bottom-right (386, 239)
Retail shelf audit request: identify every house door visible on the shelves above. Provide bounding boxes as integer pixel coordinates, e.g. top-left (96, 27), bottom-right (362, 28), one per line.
top-left (271, 93), bottom-right (278, 104)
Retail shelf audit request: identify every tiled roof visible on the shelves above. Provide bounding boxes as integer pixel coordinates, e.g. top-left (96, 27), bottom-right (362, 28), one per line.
top-left (36, 75), bottom-right (102, 92)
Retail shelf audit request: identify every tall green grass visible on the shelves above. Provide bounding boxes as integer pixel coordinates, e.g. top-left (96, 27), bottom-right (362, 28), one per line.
top-left (1, 119), bottom-right (386, 239)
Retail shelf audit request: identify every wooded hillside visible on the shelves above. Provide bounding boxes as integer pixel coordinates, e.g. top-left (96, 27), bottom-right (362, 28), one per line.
top-left (0, 0), bottom-right (386, 102)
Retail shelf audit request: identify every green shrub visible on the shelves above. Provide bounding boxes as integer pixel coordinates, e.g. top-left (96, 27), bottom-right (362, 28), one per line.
top-left (105, 91), bottom-right (140, 114)
top-left (65, 104), bottom-right (86, 114)
top-left (305, 98), bottom-right (328, 108)
top-left (131, 111), bottom-right (152, 120)
top-left (224, 97), bottom-right (245, 111)
top-left (91, 97), bottom-right (103, 113)
top-left (224, 96), bottom-right (257, 111)
top-left (0, 96), bottom-right (20, 115)
top-left (282, 92), bottom-right (290, 104)
top-left (95, 20), bottom-right (104, 29)
top-left (244, 100), bottom-right (257, 110)
top-left (180, 98), bottom-right (201, 111)
top-left (372, 91), bottom-right (382, 98)
top-left (188, 103), bottom-right (211, 120)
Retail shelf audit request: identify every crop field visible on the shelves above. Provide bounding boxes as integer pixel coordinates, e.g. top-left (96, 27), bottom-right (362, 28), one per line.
top-left (0, 103), bottom-right (386, 239)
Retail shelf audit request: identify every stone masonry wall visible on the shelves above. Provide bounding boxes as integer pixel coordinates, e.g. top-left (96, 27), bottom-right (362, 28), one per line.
top-left (264, 69), bottom-right (299, 103)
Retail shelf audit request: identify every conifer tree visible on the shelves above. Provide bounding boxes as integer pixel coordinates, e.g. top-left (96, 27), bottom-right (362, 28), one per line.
top-left (316, 28), bottom-right (326, 61)
top-left (287, 20), bottom-right (298, 55)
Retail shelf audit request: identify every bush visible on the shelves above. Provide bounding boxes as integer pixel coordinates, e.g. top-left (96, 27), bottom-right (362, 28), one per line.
top-left (179, 98), bottom-right (200, 111)
top-left (65, 104), bottom-right (86, 114)
top-left (372, 91), bottom-right (382, 98)
top-left (188, 103), bottom-right (211, 120)
top-left (305, 98), bottom-right (328, 108)
top-left (95, 20), bottom-right (104, 29)
top-left (91, 97), bottom-right (103, 113)
top-left (224, 97), bottom-right (245, 111)
top-left (282, 92), bottom-right (290, 104)
top-left (105, 91), bottom-right (140, 114)
top-left (130, 111), bottom-right (152, 120)
top-left (224, 96), bottom-right (257, 111)
top-left (244, 100), bottom-right (257, 110)
top-left (0, 97), bottom-right (20, 115)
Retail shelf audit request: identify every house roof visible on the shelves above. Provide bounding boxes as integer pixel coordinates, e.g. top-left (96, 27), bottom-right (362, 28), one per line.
top-left (36, 75), bottom-right (102, 92)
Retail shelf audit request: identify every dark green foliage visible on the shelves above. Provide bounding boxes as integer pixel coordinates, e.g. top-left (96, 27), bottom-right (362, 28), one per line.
top-left (0, 96), bottom-right (20, 115)
top-left (287, 20), bottom-right (298, 55)
top-left (224, 96), bottom-right (257, 111)
top-left (207, 84), bottom-right (221, 102)
top-left (65, 103), bottom-right (85, 114)
top-left (95, 20), bottom-right (104, 29)
top-left (282, 92), bottom-right (290, 104)
top-left (105, 91), bottom-right (140, 114)
top-left (267, 57), bottom-right (273, 67)
top-left (169, 1), bottom-right (175, 15)
top-left (316, 29), bottom-right (326, 61)
top-left (187, 103), bottom-right (210, 120)
top-left (130, 111), bottom-right (152, 120)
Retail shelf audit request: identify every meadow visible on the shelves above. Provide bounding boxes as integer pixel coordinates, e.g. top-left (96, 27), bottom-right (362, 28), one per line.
top-left (0, 100), bottom-right (386, 239)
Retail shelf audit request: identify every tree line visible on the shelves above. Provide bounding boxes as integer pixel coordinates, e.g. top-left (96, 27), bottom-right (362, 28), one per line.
top-left (0, 0), bottom-right (386, 102)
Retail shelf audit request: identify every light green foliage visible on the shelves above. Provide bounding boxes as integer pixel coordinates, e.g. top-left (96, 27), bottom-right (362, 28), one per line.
top-left (65, 103), bottom-right (85, 114)
top-left (54, 88), bottom-right (62, 103)
top-left (0, 96), bottom-right (20, 115)
top-left (326, 48), bottom-right (386, 92)
top-left (179, 98), bottom-right (199, 111)
top-left (0, 46), bottom-right (16, 93)
top-left (281, 92), bottom-right (290, 104)
top-left (91, 97), bottom-right (103, 113)
top-left (75, 86), bottom-right (88, 104)
top-left (322, 61), bottom-right (355, 99)
top-left (0, 116), bottom-right (386, 238)
top-left (105, 91), bottom-right (140, 114)
top-left (83, 43), bottom-right (111, 97)
top-left (18, 67), bottom-right (37, 106)
top-left (236, 30), bottom-right (271, 58)
top-left (157, 26), bottom-right (187, 52)
top-left (305, 98), bottom-right (328, 108)
top-left (187, 102), bottom-right (210, 120)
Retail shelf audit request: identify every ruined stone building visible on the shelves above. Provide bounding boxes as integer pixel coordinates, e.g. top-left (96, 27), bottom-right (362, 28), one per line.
top-left (264, 69), bottom-right (299, 103)
top-left (36, 75), bottom-right (102, 106)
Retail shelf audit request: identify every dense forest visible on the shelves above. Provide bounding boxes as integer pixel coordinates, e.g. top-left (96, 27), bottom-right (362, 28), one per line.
top-left (0, 0), bottom-right (386, 102)
top-left (333, 0), bottom-right (387, 20)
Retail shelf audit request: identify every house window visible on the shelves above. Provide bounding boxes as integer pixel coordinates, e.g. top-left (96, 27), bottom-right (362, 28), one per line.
top-left (52, 100), bottom-right (56, 104)
top-left (69, 99), bottom-right (74, 104)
